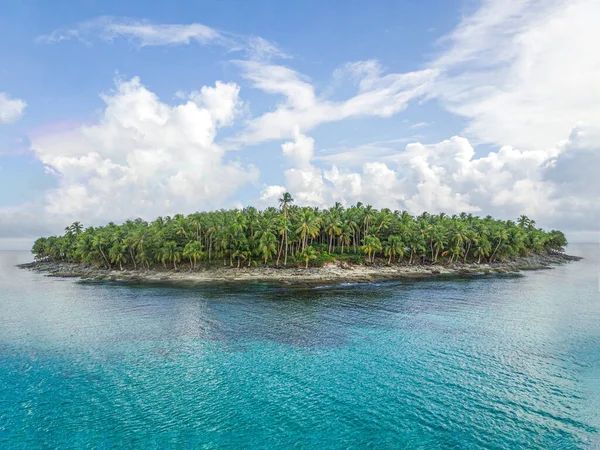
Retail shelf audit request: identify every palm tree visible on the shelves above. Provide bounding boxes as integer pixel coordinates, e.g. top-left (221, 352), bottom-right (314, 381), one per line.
top-left (109, 242), bottom-right (127, 270)
top-left (343, 213), bottom-right (359, 252)
top-left (384, 235), bottom-right (405, 264)
top-left (361, 235), bottom-right (382, 263)
top-left (258, 232), bottom-right (277, 264)
top-left (278, 192), bottom-right (294, 266)
top-left (472, 235), bottom-right (492, 263)
top-left (161, 241), bottom-right (181, 270)
top-left (31, 198), bottom-right (566, 271)
top-left (490, 227), bottom-right (509, 262)
top-left (339, 226), bottom-right (352, 253)
top-left (324, 216), bottom-right (342, 254)
top-left (296, 209), bottom-right (320, 253)
top-left (300, 246), bottom-right (317, 269)
top-left (183, 241), bottom-right (204, 269)
top-left (275, 216), bottom-right (290, 267)
top-left (173, 216), bottom-right (188, 238)
top-left (431, 225), bottom-right (447, 262)
top-left (363, 204), bottom-right (375, 236)
top-left (69, 222), bottom-right (84, 236)
top-left (517, 215), bottom-right (533, 230)
top-left (91, 233), bottom-right (111, 269)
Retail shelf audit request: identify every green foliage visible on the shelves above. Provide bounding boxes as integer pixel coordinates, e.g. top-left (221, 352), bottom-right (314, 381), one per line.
top-left (351, 256), bottom-right (365, 265)
top-left (31, 200), bottom-right (567, 270)
top-left (312, 250), bottom-right (336, 267)
top-left (297, 245), bottom-right (318, 269)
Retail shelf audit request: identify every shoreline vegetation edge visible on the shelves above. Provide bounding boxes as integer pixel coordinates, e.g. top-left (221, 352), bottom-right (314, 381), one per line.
top-left (18, 252), bottom-right (582, 288)
top-left (19, 195), bottom-right (579, 287)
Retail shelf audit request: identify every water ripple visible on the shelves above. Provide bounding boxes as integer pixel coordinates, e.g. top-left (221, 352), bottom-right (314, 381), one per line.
top-left (1, 247), bottom-right (599, 448)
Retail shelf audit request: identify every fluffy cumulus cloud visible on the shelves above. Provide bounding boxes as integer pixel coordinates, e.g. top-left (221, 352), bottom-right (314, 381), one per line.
top-left (26, 77), bottom-right (257, 228)
top-left (261, 123), bottom-right (599, 234)
top-left (260, 129), bottom-right (403, 209)
top-left (541, 123), bottom-right (600, 231)
top-left (259, 0), bottom-right (600, 236)
top-left (0, 92), bottom-right (26, 124)
top-left (6, 1), bottom-right (597, 244)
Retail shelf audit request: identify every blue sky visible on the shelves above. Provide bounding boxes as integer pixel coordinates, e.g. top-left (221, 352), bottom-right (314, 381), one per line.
top-left (1, 0), bottom-right (598, 247)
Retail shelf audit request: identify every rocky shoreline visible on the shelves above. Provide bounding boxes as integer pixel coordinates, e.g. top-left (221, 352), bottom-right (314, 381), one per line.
top-left (17, 252), bottom-right (582, 287)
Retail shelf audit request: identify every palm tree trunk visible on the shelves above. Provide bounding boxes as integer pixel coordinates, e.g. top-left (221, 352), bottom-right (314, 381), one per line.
top-left (464, 241), bottom-right (471, 263)
top-left (129, 248), bottom-right (137, 270)
top-left (99, 248), bottom-right (111, 269)
top-left (284, 232), bottom-right (289, 266)
top-left (276, 236), bottom-right (283, 266)
top-left (491, 239), bottom-right (502, 262)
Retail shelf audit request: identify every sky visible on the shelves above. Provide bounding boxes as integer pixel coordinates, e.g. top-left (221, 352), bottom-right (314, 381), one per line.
top-left (0, 0), bottom-right (598, 249)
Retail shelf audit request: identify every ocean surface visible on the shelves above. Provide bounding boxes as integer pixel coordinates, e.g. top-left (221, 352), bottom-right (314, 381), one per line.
top-left (0, 245), bottom-right (599, 449)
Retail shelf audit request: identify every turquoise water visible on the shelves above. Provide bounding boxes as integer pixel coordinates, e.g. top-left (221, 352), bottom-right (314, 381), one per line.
top-left (1, 245), bottom-right (599, 448)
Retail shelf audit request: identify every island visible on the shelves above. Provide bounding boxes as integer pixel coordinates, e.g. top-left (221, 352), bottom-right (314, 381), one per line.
top-left (19, 194), bottom-right (580, 286)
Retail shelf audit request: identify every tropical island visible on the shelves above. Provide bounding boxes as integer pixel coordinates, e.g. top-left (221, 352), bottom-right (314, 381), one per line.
top-left (20, 194), bottom-right (579, 286)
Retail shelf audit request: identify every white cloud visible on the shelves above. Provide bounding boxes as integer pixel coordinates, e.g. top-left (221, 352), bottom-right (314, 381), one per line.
top-left (262, 124), bottom-right (599, 235)
top-left (281, 126), bottom-right (315, 169)
top-left (103, 21), bottom-right (221, 46)
top-left (10, 2), bottom-right (597, 243)
top-left (232, 60), bottom-right (438, 145)
top-left (37, 16), bottom-right (288, 61)
top-left (244, 36), bottom-right (291, 61)
top-left (261, 129), bottom-right (328, 206)
top-left (409, 122), bottom-right (430, 130)
top-left (431, 0), bottom-right (600, 150)
top-left (0, 92), bottom-right (26, 124)
top-left (26, 76), bottom-right (257, 229)
top-left (259, 185), bottom-right (286, 202)
top-left (541, 123), bottom-right (600, 231)
top-left (315, 143), bottom-right (398, 168)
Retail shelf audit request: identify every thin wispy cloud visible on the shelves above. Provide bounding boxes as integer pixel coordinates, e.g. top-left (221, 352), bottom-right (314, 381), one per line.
top-left (229, 60), bottom-right (439, 146)
top-left (429, 0), bottom-right (600, 150)
top-left (409, 122), bottom-right (430, 129)
top-left (4, 0), bottom-right (597, 240)
top-left (37, 16), bottom-right (290, 61)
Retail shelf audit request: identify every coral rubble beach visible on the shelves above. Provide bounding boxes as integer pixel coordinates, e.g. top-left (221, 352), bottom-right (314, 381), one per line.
top-left (18, 252), bottom-right (582, 288)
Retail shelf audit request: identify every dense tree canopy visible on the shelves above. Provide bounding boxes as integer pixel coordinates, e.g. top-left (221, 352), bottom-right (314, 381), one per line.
top-left (31, 195), bottom-right (567, 270)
